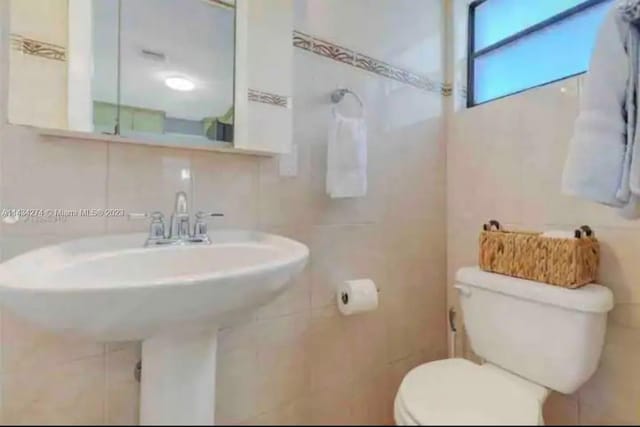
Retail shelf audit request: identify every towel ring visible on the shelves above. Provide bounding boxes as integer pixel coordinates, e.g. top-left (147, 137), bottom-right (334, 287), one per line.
top-left (331, 88), bottom-right (365, 117)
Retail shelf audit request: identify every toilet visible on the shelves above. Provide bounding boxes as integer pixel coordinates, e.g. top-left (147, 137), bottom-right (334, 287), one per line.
top-left (395, 266), bottom-right (614, 425)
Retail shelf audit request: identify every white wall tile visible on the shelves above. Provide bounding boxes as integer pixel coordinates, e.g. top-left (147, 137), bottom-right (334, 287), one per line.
top-left (3, 355), bottom-right (105, 425)
top-left (0, 1), bottom-right (447, 424)
top-left (1, 126), bottom-right (108, 237)
top-left (2, 312), bottom-right (104, 375)
top-left (448, 74), bottom-right (640, 424)
top-left (105, 346), bottom-right (140, 425)
top-left (106, 143), bottom-right (192, 233)
top-left (190, 150), bottom-right (259, 229)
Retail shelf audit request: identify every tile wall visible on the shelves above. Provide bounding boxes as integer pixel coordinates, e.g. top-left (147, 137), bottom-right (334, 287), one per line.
top-left (4, 0), bottom-right (636, 424)
top-left (447, 76), bottom-right (640, 425)
top-left (448, 1), bottom-right (640, 423)
top-left (8, 0), bottom-right (68, 129)
top-left (0, 0), bottom-right (447, 424)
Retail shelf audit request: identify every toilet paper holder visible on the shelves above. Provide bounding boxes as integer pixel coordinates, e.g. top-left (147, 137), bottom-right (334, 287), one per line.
top-left (337, 279), bottom-right (379, 316)
top-left (340, 292), bottom-right (349, 305)
top-left (339, 286), bottom-right (380, 305)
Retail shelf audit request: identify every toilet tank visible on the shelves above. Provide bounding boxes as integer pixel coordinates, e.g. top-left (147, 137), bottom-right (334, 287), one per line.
top-left (455, 267), bottom-right (614, 394)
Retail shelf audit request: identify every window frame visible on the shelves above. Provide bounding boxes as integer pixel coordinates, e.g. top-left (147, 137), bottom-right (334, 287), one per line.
top-left (466, 0), bottom-right (611, 107)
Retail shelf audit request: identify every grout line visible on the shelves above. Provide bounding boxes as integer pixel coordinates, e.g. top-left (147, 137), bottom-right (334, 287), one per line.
top-left (2, 350), bottom-right (106, 377)
top-left (103, 347), bottom-right (109, 424)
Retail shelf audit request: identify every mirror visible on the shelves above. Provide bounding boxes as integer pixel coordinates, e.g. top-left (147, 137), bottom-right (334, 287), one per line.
top-left (8, 0), bottom-right (235, 146)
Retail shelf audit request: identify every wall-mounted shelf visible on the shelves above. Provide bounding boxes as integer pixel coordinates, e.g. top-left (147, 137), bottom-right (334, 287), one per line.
top-left (36, 127), bottom-right (275, 157)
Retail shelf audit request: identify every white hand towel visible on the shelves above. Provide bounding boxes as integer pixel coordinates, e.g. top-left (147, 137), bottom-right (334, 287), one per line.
top-left (621, 1), bottom-right (640, 203)
top-left (326, 109), bottom-right (367, 198)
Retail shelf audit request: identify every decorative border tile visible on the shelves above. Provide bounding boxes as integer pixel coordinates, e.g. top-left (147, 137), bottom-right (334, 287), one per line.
top-left (248, 89), bottom-right (291, 108)
top-left (10, 34), bottom-right (66, 62)
top-left (293, 30), bottom-right (449, 96)
top-left (9, 29), bottom-right (452, 98)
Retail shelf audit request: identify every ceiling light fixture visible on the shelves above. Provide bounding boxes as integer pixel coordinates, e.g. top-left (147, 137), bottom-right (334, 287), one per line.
top-left (165, 77), bottom-right (195, 92)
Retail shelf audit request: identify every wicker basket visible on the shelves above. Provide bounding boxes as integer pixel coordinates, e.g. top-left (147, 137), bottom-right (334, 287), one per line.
top-left (478, 220), bottom-right (599, 288)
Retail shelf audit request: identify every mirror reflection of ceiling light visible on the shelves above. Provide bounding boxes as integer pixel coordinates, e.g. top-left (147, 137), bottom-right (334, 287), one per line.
top-left (165, 77), bottom-right (195, 91)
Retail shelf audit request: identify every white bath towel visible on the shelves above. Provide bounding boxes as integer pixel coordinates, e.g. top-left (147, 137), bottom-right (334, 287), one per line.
top-left (621, 0), bottom-right (640, 202)
top-left (562, 3), bottom-right (631, 207)
top-left (326, 109), bottom-right (367, 198)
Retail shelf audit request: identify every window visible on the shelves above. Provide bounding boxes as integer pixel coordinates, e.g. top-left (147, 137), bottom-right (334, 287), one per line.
top-left (467, 0), bottom-right (614, 106)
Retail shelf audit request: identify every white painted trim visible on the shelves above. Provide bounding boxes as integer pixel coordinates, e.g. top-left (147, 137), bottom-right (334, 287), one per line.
top-left (36, 127), bottom-right (274, 157)
top-left (0, 0), bottom-right (11, 126)
top-left (67, 0), bottom-right (94, 132)
top-left (233, 0), bottom-right (249, 151)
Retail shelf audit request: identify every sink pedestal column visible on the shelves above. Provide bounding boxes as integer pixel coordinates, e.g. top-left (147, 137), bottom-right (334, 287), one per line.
top-left (140, 328), bottom-right (218, 425)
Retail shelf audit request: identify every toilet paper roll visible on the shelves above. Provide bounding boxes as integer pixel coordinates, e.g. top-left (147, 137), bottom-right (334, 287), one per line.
top-left (337, 279), bottom-right (378, 316)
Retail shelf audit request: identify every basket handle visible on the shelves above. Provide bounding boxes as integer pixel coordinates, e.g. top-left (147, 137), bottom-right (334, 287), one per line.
top-left (574, 225), bottom-right (594, 238)
top-left (483, 219), bottom-right (501, 231)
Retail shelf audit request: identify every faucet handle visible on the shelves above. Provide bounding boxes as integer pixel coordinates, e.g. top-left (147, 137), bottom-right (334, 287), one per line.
top-left (128, 211), bottom-right (166, 240)
top-left (128, 211), bottom-right (164, 221)
top-left (195, 211), bottom-right (224, 220)
top-left (193, 211), bottom-right (224, 238)
top-left (127, 212), bottom-right (148, 220)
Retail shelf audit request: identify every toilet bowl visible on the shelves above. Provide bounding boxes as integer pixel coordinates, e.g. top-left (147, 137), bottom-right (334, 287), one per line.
top-left (394, 267), bottom-right (614, 426)
top-left (394, 359), bottom-right (548, 425)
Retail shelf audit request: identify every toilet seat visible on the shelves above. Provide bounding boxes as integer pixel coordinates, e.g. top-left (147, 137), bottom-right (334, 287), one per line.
top-left (395, 359), bottom-right (546, 426)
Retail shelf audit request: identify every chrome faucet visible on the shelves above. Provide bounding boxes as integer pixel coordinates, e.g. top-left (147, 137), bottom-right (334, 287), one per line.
top-left (128, 191), bottom-right (223, 247)
top-left (169, 191), bottom-right (191, 241)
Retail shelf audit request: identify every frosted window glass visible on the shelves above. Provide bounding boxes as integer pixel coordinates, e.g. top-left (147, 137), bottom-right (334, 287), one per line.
top-left (474, 0), bottom-right (592, 51)
top-left (473, 1), bottom-right (610, 104)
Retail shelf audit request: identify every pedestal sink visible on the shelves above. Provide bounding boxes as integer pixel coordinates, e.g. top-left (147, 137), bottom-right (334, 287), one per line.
top-left (0, 230), bottom-right (309, 425)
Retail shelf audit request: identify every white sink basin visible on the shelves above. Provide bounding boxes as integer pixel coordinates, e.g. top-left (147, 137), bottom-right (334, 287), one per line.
top-left (0, 230), bottom-right (308, 341)
top-left (0, 230), bottom-right (309, 425)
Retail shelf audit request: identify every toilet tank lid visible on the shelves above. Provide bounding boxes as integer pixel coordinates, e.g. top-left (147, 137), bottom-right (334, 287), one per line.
top-left (456, 267), bottom-right (614, 313)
